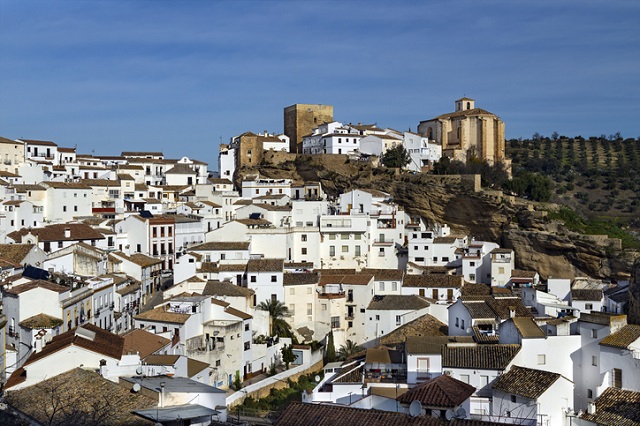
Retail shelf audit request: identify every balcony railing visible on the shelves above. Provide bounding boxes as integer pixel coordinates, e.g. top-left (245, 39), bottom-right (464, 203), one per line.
top-left (318, 291), bottom-right (345, 299)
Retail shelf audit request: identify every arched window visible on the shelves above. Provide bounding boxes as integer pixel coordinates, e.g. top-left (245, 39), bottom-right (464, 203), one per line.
top-left (467, 102), bottom-right (471, 110)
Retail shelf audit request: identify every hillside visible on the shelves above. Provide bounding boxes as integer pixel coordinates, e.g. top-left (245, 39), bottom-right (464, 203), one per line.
top-left (237, 151), bottom-right (640, 281)
top-left (506, 135), bottom-right (640, 228)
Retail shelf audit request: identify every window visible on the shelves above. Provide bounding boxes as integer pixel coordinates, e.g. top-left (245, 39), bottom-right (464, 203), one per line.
top-left (587, 389), bottom-right (593, 399)
top-left (342, 245), bottom-right (348, 253)
top-left (613, 368), bottom-right (622, 388)
top-left (415, 257), bottom-right (424, 262)
top-left (460, 374), bottom-right (470, 384)
top-left (322, 304), bottom-right (327, 311)
top-left (331, 316), bottom-right (340, 328)
top-left (585, 303), bottom-right (593, 310)
top-left (396, 315), bottom-right (402, 325)
top-left (511, 395), bottom-right (516, 403)
top-left (355, 246), bottom-right (361, 256)
top-left (354, 234), bottom-right (361, 240)
top-left (470, 261), bottom-right (475, 266)
top-left (461, 319), bottom-right (465, 329)
top-left (469, 274), bottom-right (475, 281)
top-left (455, 317), bottom-right (460, 327)
top-left (63, 206), bottom-right (67, 212)
top-left (375, 315), bottom-right (380, 321)
top-left (307, 303), bottom-right (312, 315)
top-left (307, 287), bottom-right (312, 294)
top-left (244, 341), bottom-right (250, 351)
top-left (592, 355), bottom-right (598, 366)
top-left (433, 257), bottom-right (438, 262)
top-left (379, 282), bottom-right (385, 291)
top-left (245, 323), bottom-right (250, 331)
top-left (58, 241), bottom-right (63, 248)
top-left (271, 275), bottom-right (277, 282)
top-left (250, 276), bottom-right (257, 283)
top-left (329, 246), bottom-right (335, 256)
top-left (289, 304), bottom-right (295, 315)
top-left (591, 329), bottom-right (597, 338)
top-left (537, 354), bottom-right (546, 365)
top-left (341, 234), bottom-right (348, 240)
top-left (290, 288), bottom-right (295, 295)
top-left (480, 375), bottom-right (489, 387)
top-left (391, 282), bottom-right (397, 291)
top-left (442, 257), bottom-right (449, 262)
top-left (329, 234), bottom-right (336, 240)
top-left (301, 234), bottom-right (307, 242)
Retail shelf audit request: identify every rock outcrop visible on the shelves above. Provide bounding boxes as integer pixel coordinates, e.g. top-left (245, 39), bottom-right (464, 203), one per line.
top-left (237, 154), bottom-right (639, 281)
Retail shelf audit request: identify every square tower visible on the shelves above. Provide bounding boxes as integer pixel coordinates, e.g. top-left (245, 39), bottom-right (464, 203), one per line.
top-left (284, 104), bottom-right (334, 153)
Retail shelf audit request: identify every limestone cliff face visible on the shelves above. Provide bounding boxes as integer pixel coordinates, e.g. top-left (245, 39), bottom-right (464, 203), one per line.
top-left (239, 154), bottom-right (638, 280)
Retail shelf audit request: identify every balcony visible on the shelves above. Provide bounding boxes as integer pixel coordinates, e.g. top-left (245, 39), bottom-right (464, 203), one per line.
top-left (373, 239), bottom-right (394, 246)
top-left (318, 291), bottom-right (345, 299)
top-left (345, 314), bottom-right (354, 320)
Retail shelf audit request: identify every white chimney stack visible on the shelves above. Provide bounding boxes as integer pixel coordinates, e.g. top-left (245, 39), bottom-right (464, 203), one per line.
top-left (64, 228), bottom-right (71, 238)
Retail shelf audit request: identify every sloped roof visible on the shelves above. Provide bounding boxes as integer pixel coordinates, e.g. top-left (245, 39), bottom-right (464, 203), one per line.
top-left (122, 328), bottom-right (171, 358)
top-left (4, 279), bottom-right (68, 295)
top-left (134, 306), bottom-right (191, 324)
top-left (283, 272), bottom-right (319, 286)
top-left (397, 374), bottom-right (475, 408)
top-left (442, 344), bottom-right (521, 370)
top-left (509, 317), bottom-right (546, 338)
top-left (4, 368), bottom-right (156, 425)
top-left (579, 387), bottom-right (640, 426)
top-left (359, 268), bottom-right (404, 281)
top-left (0, 243), bottom-right (37, 264)
top-left (190, 241), bottom-right (250, 251)
top-left (405, 335), bottom-right (474, 355)
top-left (367, 295), bottom-right (430, 311)
top-left (600, 324), bottom-right (640, 349)
top-left (403, 274), bottom-right (464, 288)
top-left (491, 365), bottom-right (562, 399)
top-left (571, 288), bottom-right (603, 301)
top-left (19, 313), bottom-right (63, 329)
top-left (8, 223), bottom-right (105, 242)
top-left (380, 314), bottom-right (448, 345)
top-left (275, 401), bottom-right (442, 426)
top-left (202, 280), bottom-right (254, 297)
top-left (247, 258), bottom-right (283, 272)
top-left (20, 324), bottom-right (123, 369)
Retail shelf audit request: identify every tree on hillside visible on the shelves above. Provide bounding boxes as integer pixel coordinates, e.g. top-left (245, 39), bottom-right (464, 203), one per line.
top-left (281, 344), bottom-right (296, 369)
top-left (258, 299), bottom-right (292, 337)
top-left (382, 145), bottom-right (411, 168)
top-left (325, 331), bottom-right (336, 363)
top-left (337, 340), bottom-right (363, 361)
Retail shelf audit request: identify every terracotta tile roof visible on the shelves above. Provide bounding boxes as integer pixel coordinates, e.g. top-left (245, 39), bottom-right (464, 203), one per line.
top-left (275, 401), bottom-right (442, 426)
top-left (226, 305), bottom-right (252, 320)
top-left (247, 258), bottom-right (283, 272)
top-left (8, 223), bottom-right (105, 243)
top-left (80, 178), bottom-right (121, 187)
top-left (135, 306), bottom-right (191, 324)
top-left (380, 314), bottom-right (448, 345)
top-left (21, 324), bottom-right (124, 369)
top-left (317, 268), bottom-right (357, 275)
top-left (122, 328), bottom-right (170, 358)
top-left (600, 324), bottom-right (640, 349)
top-left (166, 163), bottom-right (196, 175)
top-left (11, 183), bottom-right (46, 192)
top-left (216, 263), bottom-right (246, 272)
top-left (367, 295), bottom-right (430, 311)
top-left (4, 279), bottom-right (68, 295)
top-left (208, 178), bottom-right (233, 185)
top-left (433, 236), bottom-right (458, 244)
top-left (511, 269), bottom-right (537, 278)
top-left (20, 138), bottom-right (57, 146)
top-left (112, 252), bottom-right (163, 267)
top-left (283, 272), bottom-right (319, 286)
top-left (397, 374), bottom-right (475, 408)
top-left (430, 107), bottom-right (498, 121)
top-left (442, 344), bottom-right (521, 370)
top-left (365, 347), bottom-right (392, 364)
top-left (404, 274), bottom-right (463, 288)
top-left (485, 297), bottom-right (532, 319)
top-left (579, 387), bottom-right (640, 426)
top-left (4, 368), bottom-right (156, 425)
top-left (122, 151), bottom-right (164, 157)
top-left (0, 243), bottom-right (37, 264)
top-left (284, 261), bottom-right (314, 269)
top-left (358, 268), bottom-right (403, 281)
top-left (462, 300), bottom-right (496, 319)
top-left (190, 241), bottom-right (250, 251)
top-left (332, 362), bottom-right (364, 384)
top-left (358, 188), bottom-right (389, 198)
top-left (19, 313), bottom-right (63, 329)
top-left (492, 366), bottom-right (561, 399)
top-left (571, 288), bottom-right (603, 301)
top-left (116, 282), bottom-right (141, 295)
top-left (461, 283), bottom-right (492, 296)
top-left (42, 181), bottom-right (92, 189)
top-left (203, 280), bottom-right (254, 297)
top-left (509, 317), bottom-right (546, 338)
top-left (319, 274), bottom-right (373, 286)
top-left (236, 218), bottom-right (272, 226)
top-left (405, 336), bottom-right (474, 355)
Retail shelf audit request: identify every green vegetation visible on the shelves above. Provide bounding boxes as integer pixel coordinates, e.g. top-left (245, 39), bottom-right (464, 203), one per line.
top-left (325, 331), bottom-right (336, 363)
top-left (337, 339), bottom-right (363, 361)
top-left (258, 299), bottom-right (293, 338)
top-left (547, 206), bottom-right (640, 249)
top-left (280, 344), bottom-right (296, 370)
top-left (237, 372), bottom-right (322, 414)
top-left (382, 145), bottom-right (411, 168)
top-left (506, 135), bottom-right (640, 225)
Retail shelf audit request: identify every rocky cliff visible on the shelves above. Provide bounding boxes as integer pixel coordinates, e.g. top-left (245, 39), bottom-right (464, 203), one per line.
top-left (237, 153), bottom-right (639, 280)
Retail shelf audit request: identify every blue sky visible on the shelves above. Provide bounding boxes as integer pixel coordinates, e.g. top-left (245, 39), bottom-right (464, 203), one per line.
top-left (1, 0), bottom-right (638, 169)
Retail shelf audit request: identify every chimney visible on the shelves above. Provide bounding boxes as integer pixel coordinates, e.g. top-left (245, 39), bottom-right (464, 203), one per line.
top-left (64, 228), bottom-right (71, 238)
top-left (509, 306), bottom-right (516, 318)
top-left (587, 401), bottom-right (596, 415)
top-left (160, 382), bottom-right (166, 408)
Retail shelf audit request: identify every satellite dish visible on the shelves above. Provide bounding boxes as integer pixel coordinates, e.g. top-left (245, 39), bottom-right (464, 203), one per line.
top-left (445, 410), bottom-right (455, 421)
top-left (455, 407), bottom-right (467, 418)
top-left (409, 400), bottom-right (423, 417)
top-left (315, 375), bottom-right (321, 382)
top-left (132, 383), bottom-right (141, 393)
top-left (136, 366), bottom-right (143, 375)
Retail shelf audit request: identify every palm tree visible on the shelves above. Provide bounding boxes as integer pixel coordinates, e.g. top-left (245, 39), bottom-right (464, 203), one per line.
top-left (257, 299), bottom-right (292, 337)
top-left (337, 339), bottom-right (362, 361)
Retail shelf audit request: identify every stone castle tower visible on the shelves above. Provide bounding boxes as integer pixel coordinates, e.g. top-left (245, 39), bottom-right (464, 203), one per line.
top-left (284, 104), bottom-right (333, 153)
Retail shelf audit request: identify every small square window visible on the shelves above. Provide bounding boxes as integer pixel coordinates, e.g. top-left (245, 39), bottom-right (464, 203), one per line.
top-left (250, 276), bottom-right (257, 283)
